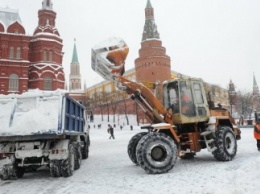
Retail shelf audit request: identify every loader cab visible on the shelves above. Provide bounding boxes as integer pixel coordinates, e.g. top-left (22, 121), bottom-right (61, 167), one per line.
top-left (163, 78), bottom-right (210, 124)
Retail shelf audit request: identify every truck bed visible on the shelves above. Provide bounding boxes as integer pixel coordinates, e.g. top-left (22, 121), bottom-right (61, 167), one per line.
top-left (0, 90), bottom-right (87, 139)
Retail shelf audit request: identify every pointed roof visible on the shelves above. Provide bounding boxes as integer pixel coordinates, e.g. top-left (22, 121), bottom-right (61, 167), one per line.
top-left (253, 73), bottom-right (258, 87)
top-left (253, 73), bottom-right (259, 96)
top-left (142, 0), bottom-right (160, 41)
top-left (0, 7), bottom-right (22, 28)
top-left (71, 39), bottom-right (79, 63)
top-left (146, 0), bottom-right (153, 8)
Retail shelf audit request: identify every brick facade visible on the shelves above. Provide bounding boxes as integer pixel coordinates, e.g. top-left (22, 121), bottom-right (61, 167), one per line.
top-left (0, 0), bottom-right (65, 95)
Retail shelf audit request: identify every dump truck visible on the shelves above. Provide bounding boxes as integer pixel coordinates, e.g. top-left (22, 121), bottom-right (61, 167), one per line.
top-left (0, 90), bottom-right (90, 179)
top-left (91, 37), bottom-right (241, 174)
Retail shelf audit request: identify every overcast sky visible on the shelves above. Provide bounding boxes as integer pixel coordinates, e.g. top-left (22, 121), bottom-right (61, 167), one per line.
top-left (1, 0), bottom-right (260, 91)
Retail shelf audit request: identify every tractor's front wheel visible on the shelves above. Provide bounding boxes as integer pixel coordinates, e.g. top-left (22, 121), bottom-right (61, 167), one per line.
top-left (213, 126), bottom-right (237, 161)
top-left (136, 132), bottom-right (177, 174)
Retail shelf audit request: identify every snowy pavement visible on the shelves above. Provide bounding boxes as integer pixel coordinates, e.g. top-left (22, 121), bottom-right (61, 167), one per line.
top-left (0, 127), bottom-right (259, 194)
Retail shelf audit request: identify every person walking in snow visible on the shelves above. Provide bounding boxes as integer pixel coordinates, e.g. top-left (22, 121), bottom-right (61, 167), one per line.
top-left (107, 124), bottom-right (115, 139)
top-left (254, 112), bottom-right (260, 151)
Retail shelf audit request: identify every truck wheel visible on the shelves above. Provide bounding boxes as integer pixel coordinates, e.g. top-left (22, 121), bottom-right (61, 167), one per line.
top-left (50, 160), bottom-right (61, 177)
top-left (136, 132), bottom-right (178, 174)
top-left (74, 143), bottom-right (82, 170)
top-left (1, 163), bottom-right (22, 180)
top-left (213, 126), bottom-right (237, 161)
top-left (15, 167), bottom-right (25, 178)
top-left (1, 164), bottom-right (10, 180)
top-left (61, 144), bottom-right (75, 177)
top-left (82, 140), bottom-right (89, 159)
top-left (127, 132), bottom-right (148, 164)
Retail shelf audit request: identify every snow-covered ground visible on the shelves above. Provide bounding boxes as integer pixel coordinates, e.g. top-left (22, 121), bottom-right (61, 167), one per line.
top-left (0, 114), bottom-right (259, 194)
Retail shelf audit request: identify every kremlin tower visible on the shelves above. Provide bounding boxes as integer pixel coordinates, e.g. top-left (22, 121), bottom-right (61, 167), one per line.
top-left (69, 40), bottom-right (82, 91)
top-left (135, 0), bottom-right (171, 102)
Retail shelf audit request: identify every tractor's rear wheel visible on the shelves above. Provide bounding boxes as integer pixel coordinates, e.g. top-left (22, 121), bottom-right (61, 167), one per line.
top-left (136, 132), bottom-right (177, 174)
top-left (127, 132), bottom-right (148, 164)
top-left (213, 126), bottom-right (237, 161)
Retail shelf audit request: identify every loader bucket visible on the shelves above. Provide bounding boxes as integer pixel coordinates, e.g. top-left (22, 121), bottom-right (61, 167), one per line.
top-left (91, 37), bottom-right (129, 82)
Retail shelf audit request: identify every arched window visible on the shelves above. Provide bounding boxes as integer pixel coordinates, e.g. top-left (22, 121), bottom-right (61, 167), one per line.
top-left (9, 74), bottom-right (19, 92)
top-left (49, 51), bottom-right (53, 62)
top-left (43, 51), bottom-right (47, 62)
top-left (44, 76), bottom-right (52, 90)
top-left (16, 47), bottom-right (21, 59)
top-left (9, 47), bottom-right (14, 59)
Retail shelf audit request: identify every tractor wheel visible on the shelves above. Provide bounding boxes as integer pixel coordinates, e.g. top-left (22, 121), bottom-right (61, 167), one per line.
top-left (50, 160), bottom-right (61, 177)
top-left (136, 132), bottom-right (177, 174)
top-left (213, 126), bottom-right (237, 161)
top-left (61, 144), bottom-right (75, 177)
top-left (127, 132), bottom-right (148, 164)
top-left (74, 143), bottom-right (82, 170)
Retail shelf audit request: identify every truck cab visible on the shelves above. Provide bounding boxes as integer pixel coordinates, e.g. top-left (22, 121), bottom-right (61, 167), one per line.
top-left (163, 77), bottom-right (210, 124)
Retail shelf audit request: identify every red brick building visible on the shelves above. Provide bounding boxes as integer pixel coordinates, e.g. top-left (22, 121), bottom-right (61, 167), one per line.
top-left (0, 0), bottom-right (65, 95)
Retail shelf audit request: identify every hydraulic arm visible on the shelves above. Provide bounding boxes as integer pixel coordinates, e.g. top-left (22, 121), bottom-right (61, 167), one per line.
top-left (91, 37), bottom-right (173, 124)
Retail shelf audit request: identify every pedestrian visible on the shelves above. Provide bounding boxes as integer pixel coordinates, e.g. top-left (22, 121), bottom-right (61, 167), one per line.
top-left (120, 125), bottom-right (123, 130)
top-left (130, 125), bottom-right (133, 130)
top-left (107, 124), bottom-right (115, 139)
top-left (254, 112), bottom-right (260, 151)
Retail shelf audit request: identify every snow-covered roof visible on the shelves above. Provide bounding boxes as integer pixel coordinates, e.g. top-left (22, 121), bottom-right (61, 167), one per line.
top-left (0, 7), bottom-right (22, 29)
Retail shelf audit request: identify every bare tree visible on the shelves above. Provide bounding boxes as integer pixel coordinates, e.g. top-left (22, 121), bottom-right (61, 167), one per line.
top-left (91, 91), bottom-right (106, 122)
top-left (235, 91), bottom-right (253, 119)
top-left (110, 90), bottom-right (122, 123)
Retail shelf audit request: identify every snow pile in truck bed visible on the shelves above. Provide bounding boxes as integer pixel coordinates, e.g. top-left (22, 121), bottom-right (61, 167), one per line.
top-left (0, 90), bottom-right (67, 136)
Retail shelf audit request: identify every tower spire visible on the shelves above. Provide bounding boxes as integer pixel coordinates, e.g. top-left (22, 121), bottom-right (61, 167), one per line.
top-left (69, 39), bottom-right (81, 91)
top-left (146, 0), bottom-right (153, 9)
top-left (253, 73), bottom-right (259, 96)
top-left (142, 0), bottom-right (160, 41)
top-left (254, 73), bottom-right (258, 87)
top-left (72, 39), bottom-right (79, 63)
top-left (42, 0), bottom-right (53, 10)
